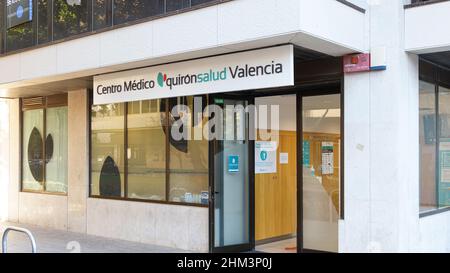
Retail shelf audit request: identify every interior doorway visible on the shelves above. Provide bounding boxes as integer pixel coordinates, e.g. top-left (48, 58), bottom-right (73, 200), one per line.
top-left (254, 95), bottom-right (298, 253)
top-left (254, 91), bottom-right (341, 253)
top-left (208, 89), bottom-right (342, 253)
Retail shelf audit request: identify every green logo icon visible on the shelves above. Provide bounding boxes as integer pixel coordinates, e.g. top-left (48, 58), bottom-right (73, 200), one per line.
top-left (157, 72), bottom-right (167, 87)
top-left (260, 151), bottom-right (268, 161)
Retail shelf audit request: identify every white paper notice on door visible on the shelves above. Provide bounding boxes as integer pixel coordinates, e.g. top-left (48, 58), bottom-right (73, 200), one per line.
top-left (255, 141), bottom-right (277, 174)
top-left (280, 153), bottom-right (289, 164)
top-left (321, 142), bottom-right (334, 175)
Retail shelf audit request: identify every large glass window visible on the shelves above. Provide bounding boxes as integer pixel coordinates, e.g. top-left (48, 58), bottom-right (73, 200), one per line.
top-left (90, 96), bottom-right (209, 206)
top-left (419, 61), bottom-right (450, 213)
top-left (420, 81), bottom-right (437, 212)
top-left (22, 95), bottom-right (68, 194)
top-left (6, 20), bottom-right (33, 52)
top-left (113, 0), bottom-right (164, 25)
top-left (127, 100), bottom-right (166, 201)
top-left (438, 86), bottom-right (450, 208)
top-left (91, 103), bottom-right (125, 198)
top-left (22, 109), bottom-right (45, 192)
top-left (53, 0), bottom-right (91, 40)
top-left (38, 0), bottom-right (52, 44)
top-left (168, 96), bottom-right (209, 204)
top-left (0, 1), bottom-right (4, 54)
top-left (1, 0), bottom-right (218, 54)
top-left (166, 0), bottom-right (189, 12)
top-left (93, 0), bottom-right (112, 30)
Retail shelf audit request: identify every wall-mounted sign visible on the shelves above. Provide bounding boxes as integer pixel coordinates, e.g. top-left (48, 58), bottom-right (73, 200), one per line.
top-left (228, 155), bottom-right (240, 173)
top-left (255, 141), bottom-right (277, 174)
top-left (93, 45), bottom-right (294, 105)
top-left (200, 191), bottom-right (209, 205)
top-left (7, 0), bottom-right (33, 29)
top-left (321, 142), bottom-right (334, 175)
top-left (344, 47), bottom-right (387, 73)
top-left (343, 53), bottom-right (370, 73)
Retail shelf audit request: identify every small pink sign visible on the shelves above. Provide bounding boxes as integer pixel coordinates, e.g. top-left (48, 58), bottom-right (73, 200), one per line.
top-left (343, 53), bottom-right (370, 73)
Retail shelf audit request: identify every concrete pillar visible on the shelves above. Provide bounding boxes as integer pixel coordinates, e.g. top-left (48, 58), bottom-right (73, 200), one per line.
top-left (68, 90), bottom-right (89, 233)
top-left (342, 0), bottom-right (420, 252)
top-left (8, 99), bottom-right (20, 223)
top-left (0, 99), bottom-right (10, 221)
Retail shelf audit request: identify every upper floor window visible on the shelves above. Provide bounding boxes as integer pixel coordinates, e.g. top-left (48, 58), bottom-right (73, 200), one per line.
top-left (0, 0), bottom-right (219, 55)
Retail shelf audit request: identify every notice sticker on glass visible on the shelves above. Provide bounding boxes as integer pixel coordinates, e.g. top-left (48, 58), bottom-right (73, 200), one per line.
top-left (255, 141), bottom-right (277, 174)
top-left (321, 142), bottom-right (334, 175)
top-left (228, 155), bottom-right (240, 173)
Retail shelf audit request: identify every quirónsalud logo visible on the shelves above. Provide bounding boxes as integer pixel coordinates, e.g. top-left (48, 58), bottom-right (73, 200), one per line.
top-left (157, 72), bottom-right (167, 87)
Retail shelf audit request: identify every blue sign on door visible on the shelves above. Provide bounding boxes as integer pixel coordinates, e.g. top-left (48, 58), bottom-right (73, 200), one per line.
top-left (303, 141), bottom-right (311, 167)
top-left (228, 155), bottom-right (239, 173)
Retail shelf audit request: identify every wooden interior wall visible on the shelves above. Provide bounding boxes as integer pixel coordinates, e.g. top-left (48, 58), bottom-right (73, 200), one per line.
top-left (255, 131), bottom-right (341, 242)
top-left (256, 130), bottom-right (297, 241)
top-left (303, 132), bottom-right (341, 214)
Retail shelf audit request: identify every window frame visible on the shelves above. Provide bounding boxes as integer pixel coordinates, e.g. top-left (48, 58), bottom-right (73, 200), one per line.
top-left (419, 58), bottom-right (450, 216)
top-left (20, 94), bottom-right (68, 196)
top-left (88, 95), bottom-right (209, 208)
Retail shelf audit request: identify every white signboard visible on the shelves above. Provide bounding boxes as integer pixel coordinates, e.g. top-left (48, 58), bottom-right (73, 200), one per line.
top-left (255, 141), bottom-right (277, 174)
top-left (93, 45), bottom-right (294, 105)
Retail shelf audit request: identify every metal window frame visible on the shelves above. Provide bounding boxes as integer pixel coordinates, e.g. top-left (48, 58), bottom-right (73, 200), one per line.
top-left (20, 94), bottom-right (69, 196)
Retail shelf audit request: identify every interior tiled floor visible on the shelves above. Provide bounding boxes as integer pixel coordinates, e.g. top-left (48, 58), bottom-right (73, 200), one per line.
top-left (256, 238), bottom-right (297, 253)
top-left (0, 222), bottom-right (188, 253)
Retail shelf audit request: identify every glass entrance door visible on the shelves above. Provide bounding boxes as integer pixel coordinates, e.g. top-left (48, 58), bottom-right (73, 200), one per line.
top-left (210, 96), bottom-right (254, 253)
top-left (301, 93), bottom-right (341, 252)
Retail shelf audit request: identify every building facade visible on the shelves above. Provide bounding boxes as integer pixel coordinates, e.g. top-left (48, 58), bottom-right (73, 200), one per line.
top-left (0, 0), bottom-right (449, 253)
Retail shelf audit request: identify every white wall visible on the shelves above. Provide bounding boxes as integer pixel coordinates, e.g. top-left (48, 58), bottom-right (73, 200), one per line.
top-left (405, 1), bottom-right (450, 53)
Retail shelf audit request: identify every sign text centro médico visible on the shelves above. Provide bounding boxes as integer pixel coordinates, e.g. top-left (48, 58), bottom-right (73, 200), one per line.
top-left (93, 45), bottom-right (294, 105)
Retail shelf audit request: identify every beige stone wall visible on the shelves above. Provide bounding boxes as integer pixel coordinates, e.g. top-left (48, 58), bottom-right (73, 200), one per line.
top-left (8, 99), bottom-right (20, 222)
top-left (87, 198), bottom-right (209, 252)
top-left (68, 90), bottom-right (89, 233)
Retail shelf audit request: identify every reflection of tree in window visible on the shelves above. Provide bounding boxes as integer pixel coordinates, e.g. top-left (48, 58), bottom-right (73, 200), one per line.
top-left (6, 22), bottom-right (33, 52)
top-left (94, 0), bottom-right (112, 30)
top-left (38, 0), bottom-right (52, 44)
top-left (53, 0), bottom-right (90, 40)
top-left (113, 0), bottom-right (164, 25)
